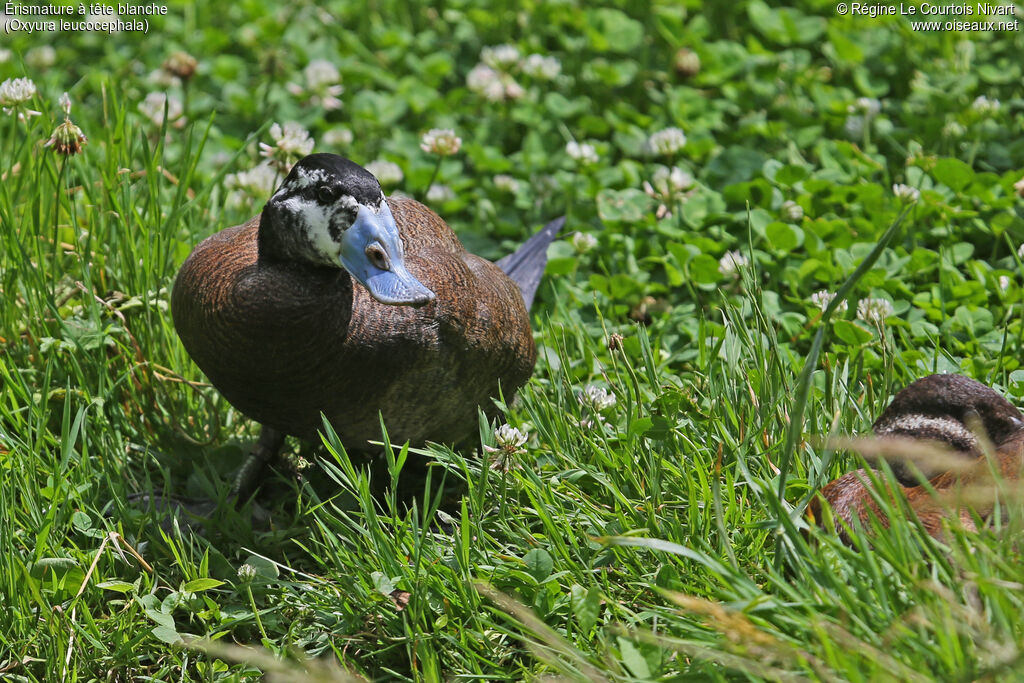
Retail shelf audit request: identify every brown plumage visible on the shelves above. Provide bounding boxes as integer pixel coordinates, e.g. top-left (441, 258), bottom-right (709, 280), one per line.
top-left (810, 374), bottom-right (1024, 543)
top-left (172, 155), bottom-right (558, 496)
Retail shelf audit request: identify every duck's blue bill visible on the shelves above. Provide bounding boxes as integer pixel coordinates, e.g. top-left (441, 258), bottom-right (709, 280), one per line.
top-left (339, 202), bottom-right (436, 306)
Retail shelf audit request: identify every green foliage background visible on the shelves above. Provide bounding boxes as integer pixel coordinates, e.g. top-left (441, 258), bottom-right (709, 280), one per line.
top-left (1, 0), bottom-right (1024, 680)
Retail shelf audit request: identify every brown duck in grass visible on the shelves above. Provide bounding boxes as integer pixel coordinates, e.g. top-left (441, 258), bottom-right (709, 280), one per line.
top-left (810, 374), bottom-right (1024, 543)
top-left (172, 154), bottom-right (563, 498)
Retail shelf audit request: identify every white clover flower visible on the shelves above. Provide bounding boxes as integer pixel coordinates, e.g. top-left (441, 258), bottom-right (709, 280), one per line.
top-left (25, 46), bottom-right (56, 70)
top-left (494, 423), bottom-right (528, 450)
top-left (810, 290), bottom-right (847, 313)
top-left (420, 128), bottom-right (461, 156)
top-left (264, 122), bottom-right (314, 157)
top-left (781, 200), bottom-right (804, 222)
top-left (856, 298), bottom-right (894, 325)
top-left (566, 140), bottom-right (598, 165)
top-left (571, 231), bottom-right (597, 253)
top-left (810, 290), bottom-right (831, 311)
top-left (236, 564), bottom-right (257, 583)
top-left (45, 119), bottom-right (87, 156)
top-left (942, 121), bottom-right (965, 138)
top-left (844, 115), bottom-right (865, 139)
top-left (644, 165), bottom-right (694, 198)
top-left (892, 183), bottom-right (920, 203)
top-left (0, 77), bottom-right (37, 108)
top-left (466, 63), bottom-right (524, 101)
top-left (481, 44), bottom-right (521, 69)
top-left (138, 92), bottom-right (185, 128)
top-left (46, 88), bottom-right (87, 157)
top-left (226, 162), bottom-right (278, 196)
top-left (972, 95), bottom-right (1001, 115)
top-left (643, 165), bottom-right (694, 219)
top-left (259, 122), bottom-right (314, 172)
top-left (426, 183), bottom-right (455, 202)
top-left (493, 174), bottom-right (520, 193)
top-left (999, 275), bottom-right (1011, 292)
top-left (580, 384), bottom-right (617, 411)
top-left (486, 423), bottom-right (530, 469)
top-left (365, 159), bottom-right (403, 186)
top-left (323, 127), bottom-right (354, 147)
top-left (647, 127), bottom-right (686, 157)
top-left (467, 64), bottom-right (505, 101)
top-left (848, 97), bottom-right (881, 116)
top-left (304, 59), bottom-right (340, 90)
top-left (1014, 176), bottom-right (1024, 198)
top-left (718, 250), bottom-right (749, 279)
top-left (287, 59), bottom-right (344, 110)
top-left (225, 161), bottom-right (279, 207)
top-left (520, 54), bottom-right (561, 80)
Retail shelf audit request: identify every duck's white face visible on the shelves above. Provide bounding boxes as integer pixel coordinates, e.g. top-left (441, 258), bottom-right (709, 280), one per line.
top-left (262, 155), bottom-right (436, 307)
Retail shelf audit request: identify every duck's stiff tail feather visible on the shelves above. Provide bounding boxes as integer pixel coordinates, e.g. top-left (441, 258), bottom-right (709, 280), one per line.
top-left (496, 216), bottom-right (565, 310)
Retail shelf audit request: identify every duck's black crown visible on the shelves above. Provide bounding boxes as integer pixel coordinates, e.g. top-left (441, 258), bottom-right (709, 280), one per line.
top-left (279, 153), bottom-right (384, 206)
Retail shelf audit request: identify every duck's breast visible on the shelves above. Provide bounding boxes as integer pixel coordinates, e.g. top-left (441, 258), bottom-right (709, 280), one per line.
top-left (374, 198), bottom-right (537, 443)
top-left (172, 217), bottom-right (362, 438)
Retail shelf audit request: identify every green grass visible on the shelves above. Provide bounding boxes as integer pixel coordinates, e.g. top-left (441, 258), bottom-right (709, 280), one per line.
top-left (3, 0), bottom-right (1024, 680)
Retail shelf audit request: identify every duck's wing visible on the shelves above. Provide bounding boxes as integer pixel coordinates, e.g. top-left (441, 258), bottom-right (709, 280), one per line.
top-left (496, 216), bottom-right (565, 310)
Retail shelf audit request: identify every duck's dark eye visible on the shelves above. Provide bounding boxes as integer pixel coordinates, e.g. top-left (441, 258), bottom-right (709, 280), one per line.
top-left (317, 185), bottom-right (340, 203)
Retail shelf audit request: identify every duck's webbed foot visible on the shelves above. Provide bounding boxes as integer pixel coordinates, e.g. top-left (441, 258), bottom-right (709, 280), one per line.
top-left (230, 426), bottom-right (287, 502)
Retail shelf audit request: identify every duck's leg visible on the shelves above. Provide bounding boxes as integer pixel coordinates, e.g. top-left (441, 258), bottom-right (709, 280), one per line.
top-left (231, 426), bottom-right (286, 501)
